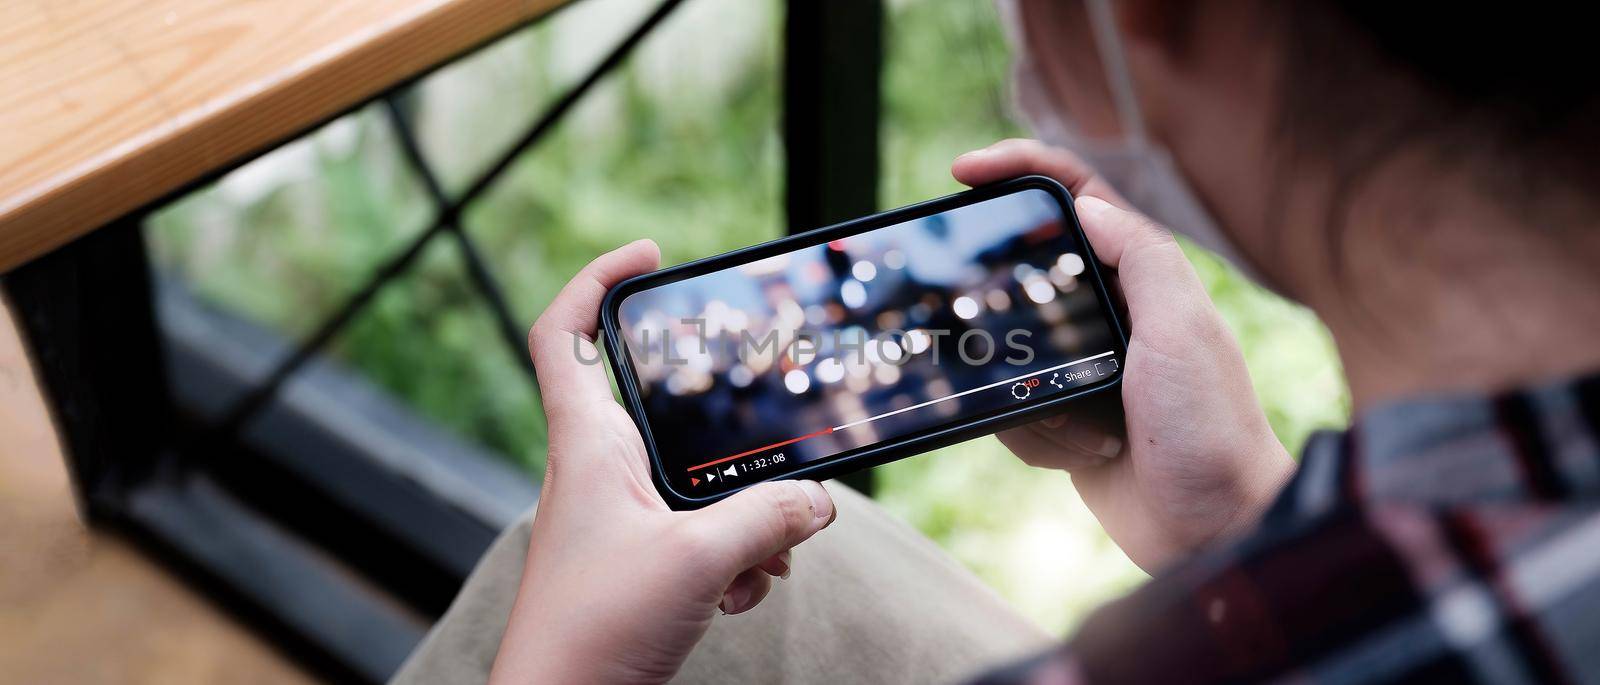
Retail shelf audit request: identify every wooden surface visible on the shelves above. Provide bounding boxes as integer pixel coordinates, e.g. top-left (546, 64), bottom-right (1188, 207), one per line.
top-left (0, 299), bottom-right (315, 684)
top-left (0, 0), bottom-right (568, 274)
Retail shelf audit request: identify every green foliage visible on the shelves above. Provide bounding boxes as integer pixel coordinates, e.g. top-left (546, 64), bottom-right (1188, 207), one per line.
top-left (146, 0), bottom-right (1348, 634)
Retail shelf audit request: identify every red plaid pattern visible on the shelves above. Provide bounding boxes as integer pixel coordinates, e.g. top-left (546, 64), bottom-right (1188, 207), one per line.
top-left (977, 374), bottom-right (1600, 684)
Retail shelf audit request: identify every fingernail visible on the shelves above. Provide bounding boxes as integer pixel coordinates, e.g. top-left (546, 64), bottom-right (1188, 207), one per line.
top-left (957, 148), bottom-right (991, 160)
top-left (1058, 430), bottom-right (1121, 461)
top-left (1076, 195), bottom-right (1113, 216)
top-left (720, 585), bottom-right (750, 614)
top-left (793, 480), bottom-right (833, 521)
top-left (1100, 435), bottom-right (1126, 457)
top-left (1091, 434), bottom-right (1123, 459)
top-left (778, 550), bottom-right (792, 580)
top-left (1040, 414), bottom-right (1067, 429)
top-left (1062, 452), bottom-right (1110, 470)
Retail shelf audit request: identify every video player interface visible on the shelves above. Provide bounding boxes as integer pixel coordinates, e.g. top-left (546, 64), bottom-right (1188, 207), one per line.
top-left (615, 189), bottom-right (1123, 497)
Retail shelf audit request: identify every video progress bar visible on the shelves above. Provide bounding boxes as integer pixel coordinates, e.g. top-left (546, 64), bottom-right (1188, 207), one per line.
top-left (686, 350), bottom-right (1117, 473)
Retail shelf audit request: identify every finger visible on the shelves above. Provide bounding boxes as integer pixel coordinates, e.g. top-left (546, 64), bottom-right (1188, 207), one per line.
top-left (528, 239), bottom-right (661, 426)
top-left (1073, 196), bottom-right (1212, 329)
top-left (951, 139), bottom-right (1130, 207)
top-left (1040, 390), bottom-right (1123, 428)
top-left (689, 480), bottom-right (835, 575)
top-left (1027, 418), bottom-right (1125, 461)
top-left (719, 567), bottom-right (773, 616)
top-left (757, 550), bottom-right (792, 579)
top-left (998, 425), bottom-right (1110, 471)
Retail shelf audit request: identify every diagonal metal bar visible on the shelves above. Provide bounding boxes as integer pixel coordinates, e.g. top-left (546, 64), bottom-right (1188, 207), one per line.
top-left (452, 0), bottom-right (686, 210)
top-left (209, 220), bottom-right (451, 440)
top-left (210, 0), bottom-right (687, 438)
top-left (380, 97), bottom-right (538, 384)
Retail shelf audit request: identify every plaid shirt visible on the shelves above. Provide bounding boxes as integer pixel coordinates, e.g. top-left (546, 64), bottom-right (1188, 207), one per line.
top-left (978, 373), bottom-right (1600, 684)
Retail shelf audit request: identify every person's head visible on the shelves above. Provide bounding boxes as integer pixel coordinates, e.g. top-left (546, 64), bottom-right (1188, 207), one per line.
top-left (1007, 0), bottom-right (1600, 318)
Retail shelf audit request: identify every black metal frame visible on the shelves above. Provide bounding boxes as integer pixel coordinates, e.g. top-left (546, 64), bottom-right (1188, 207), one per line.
top-left (784, 0), bottom-right (884, 493)
top-left (0, 0), bottom-right (882, 682)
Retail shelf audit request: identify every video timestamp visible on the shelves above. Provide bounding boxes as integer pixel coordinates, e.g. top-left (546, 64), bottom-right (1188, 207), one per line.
top-left (742, 453), bottom-right (788, 473)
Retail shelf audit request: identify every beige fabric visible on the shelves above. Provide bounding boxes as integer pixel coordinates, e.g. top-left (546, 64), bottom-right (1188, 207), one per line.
top-left (392, 483), bottom-right (1052, 684)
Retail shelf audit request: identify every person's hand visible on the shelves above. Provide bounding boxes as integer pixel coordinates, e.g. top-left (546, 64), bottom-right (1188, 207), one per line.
top-left (953, 139), bottom-right (1295, 572)
top-left (489, 240), bottom-right (838, 684)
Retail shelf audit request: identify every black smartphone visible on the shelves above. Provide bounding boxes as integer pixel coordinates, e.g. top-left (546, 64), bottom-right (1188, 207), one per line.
top-left (600, 176), bottom-right (1127, 509)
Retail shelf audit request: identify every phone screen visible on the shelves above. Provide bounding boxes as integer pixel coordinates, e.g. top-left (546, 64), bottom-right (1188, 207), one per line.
top-left (612, 186), bottom-right (1124, 500)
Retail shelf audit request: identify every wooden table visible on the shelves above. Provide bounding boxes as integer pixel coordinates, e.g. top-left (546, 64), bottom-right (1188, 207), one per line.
top-left (0, 1), bottom-right (883, 680)
top-left (0, 0), bottom-right (565, 274)
top-left (0, 1), bottom-right (576, 681)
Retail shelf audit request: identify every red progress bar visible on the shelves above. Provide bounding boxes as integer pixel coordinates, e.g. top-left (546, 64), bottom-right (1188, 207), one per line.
top-left (687, 427), bottom-right (834, 472)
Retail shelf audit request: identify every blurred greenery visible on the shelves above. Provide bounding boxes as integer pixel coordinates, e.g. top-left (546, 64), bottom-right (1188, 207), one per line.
top-left (146, 0), bottom-right (1348, 634)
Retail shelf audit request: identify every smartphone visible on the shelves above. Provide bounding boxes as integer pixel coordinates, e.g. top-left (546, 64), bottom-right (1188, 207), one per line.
top-left (600, 176), bottom-right (1127, 509)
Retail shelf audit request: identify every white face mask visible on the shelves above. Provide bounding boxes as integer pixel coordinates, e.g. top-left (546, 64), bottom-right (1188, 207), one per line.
top-left (998, 0), bottom-right (1266, 284)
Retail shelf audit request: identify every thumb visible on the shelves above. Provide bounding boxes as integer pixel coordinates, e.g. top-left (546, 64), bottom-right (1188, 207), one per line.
top-left (689, 480), bottom-right (836, 575)
top-left (1074, 195), bottom-right (1212, 329)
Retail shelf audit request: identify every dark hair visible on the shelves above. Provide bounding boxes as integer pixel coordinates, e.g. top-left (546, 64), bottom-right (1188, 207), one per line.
top-left (1270, 3), bottom-right (1599, 286)
top-left (1340, 6), bottom-right (1592, 118)
top-left (1281, 4), bottom-right (1600, 195)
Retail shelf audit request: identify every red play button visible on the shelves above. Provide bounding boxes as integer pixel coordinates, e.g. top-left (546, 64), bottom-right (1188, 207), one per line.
top-left (691, 477), bottom-right (701, 486)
